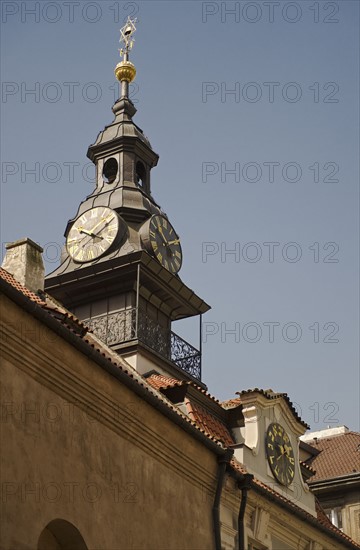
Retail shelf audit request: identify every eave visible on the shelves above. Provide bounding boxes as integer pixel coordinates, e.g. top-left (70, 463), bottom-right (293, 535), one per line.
top-left (45, 250), bottom-right (210, 320)
top-left (309, 472), bottom-right (360, 493)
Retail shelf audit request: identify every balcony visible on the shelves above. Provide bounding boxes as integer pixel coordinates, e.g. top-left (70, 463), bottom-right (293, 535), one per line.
top-left (84, 307), bottom-right (201, 380)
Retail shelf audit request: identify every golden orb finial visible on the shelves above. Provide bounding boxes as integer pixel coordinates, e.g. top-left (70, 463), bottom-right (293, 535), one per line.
top-left (115, 61), bottom-right (136, 83)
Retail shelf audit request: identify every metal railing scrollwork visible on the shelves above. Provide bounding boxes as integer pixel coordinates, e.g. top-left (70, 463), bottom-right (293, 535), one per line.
top-left (84, 307), bottom-right (201, 380)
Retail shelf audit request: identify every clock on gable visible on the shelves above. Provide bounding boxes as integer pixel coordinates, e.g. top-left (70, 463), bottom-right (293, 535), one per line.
top-left (227, 389), bottom-right (318, 517)
top-left (265, 422), bottom-right (295, 487)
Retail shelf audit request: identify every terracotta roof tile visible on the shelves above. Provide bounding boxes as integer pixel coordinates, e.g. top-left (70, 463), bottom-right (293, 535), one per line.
top-left (222, 388), bottom-right (309, 428)
top-left (146, 373), bottom-right (221, 404)
top-left (185, 398), bottom-right (234, 446)
top-left (145, 373), bottom-right (184, 391)
top-left (0, 268), bottom-right (88, 335)
top-left (146, 374), bottom-right (235, 446)
top-left (0, 267), bottom-right (45, 305)
top-left (221, 397), bottom-right (242, 409)
top-left (306, 432), bottom-right (360, 482)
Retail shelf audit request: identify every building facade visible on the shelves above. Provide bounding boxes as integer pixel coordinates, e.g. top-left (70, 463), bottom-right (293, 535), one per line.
top-left (1, 19), bottom-right (359, 550)
top-left (301, 427), bottom-right (360, 545)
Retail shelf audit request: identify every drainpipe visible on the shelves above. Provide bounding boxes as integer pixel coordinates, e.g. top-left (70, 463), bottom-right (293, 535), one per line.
top-left (213, 449), bottom-right (234, 550)
top-left (238, 474), bottom-right (253, 550)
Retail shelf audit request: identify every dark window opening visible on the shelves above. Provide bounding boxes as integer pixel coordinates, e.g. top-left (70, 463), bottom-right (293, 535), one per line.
top-left (136, 161), bottom-right (146, 188)
top-left (103, 158), bottom-right (118, 184)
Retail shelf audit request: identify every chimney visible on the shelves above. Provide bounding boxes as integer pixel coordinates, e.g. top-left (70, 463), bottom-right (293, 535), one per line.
top-left (2, 238), bottom-right (45, 293)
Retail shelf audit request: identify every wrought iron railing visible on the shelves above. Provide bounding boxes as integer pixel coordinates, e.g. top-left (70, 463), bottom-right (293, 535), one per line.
top-left (84, 308), bottom-right (201, 380)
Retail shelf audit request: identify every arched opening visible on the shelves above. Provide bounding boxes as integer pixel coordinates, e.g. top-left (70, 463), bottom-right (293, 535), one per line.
top-left (136, 161), bottom-right (147, 189)
top-left (38, 519), bottom-right (88, 550)
top-left (102, 157), bottom-right (118, 184)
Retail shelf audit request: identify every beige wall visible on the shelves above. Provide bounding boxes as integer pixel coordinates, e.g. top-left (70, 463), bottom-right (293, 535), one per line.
top-left (218, 479), bottom-right (346, 550)
top-left (344, 499), bottom-right (360, 544)
top-left (1, 293), bottom-right (217, 549)
top-left (318, 489), bottom-right (360, 544)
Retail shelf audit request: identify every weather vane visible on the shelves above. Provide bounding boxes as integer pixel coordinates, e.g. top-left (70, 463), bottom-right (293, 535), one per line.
top-left (119, 16), bottom-right (137, 60)
top-left (114, 16), bottom-right (138, 98)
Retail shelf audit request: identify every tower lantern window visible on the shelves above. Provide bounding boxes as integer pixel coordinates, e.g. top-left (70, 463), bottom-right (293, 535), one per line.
top-left (103, 158), bottom-right (118, 184)
top-left (136, 161), bottom-right (146, 188)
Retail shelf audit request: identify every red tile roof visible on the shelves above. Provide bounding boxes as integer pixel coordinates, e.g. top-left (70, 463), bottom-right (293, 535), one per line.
top-left (306, 432), bottom-right (360, 482)
top-left (146, 374), bottom-right (235, 446)
top-left (221, 396), bottom-right (242, 409)
top-left (145, 373), bottom-right (183, 391)
top-left (146, 373), bottom-right (221, 404)
top-left (0, 267), bottom-right (88, 334)
top-left (185, 398), bottom-right (234, 446)
top-left (0, 267), bottom-right (45, 305)
top-left (223, 388), bottom-right (309, 429)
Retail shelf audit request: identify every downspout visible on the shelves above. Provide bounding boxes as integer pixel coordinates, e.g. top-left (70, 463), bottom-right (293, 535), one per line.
top-left (238, 474), bottom-right (253, 550)
top-left (213, 449), bottom-right (234, 550)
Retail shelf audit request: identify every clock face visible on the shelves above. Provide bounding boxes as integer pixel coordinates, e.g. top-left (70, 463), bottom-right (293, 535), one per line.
top-left (265, 423), bottom-right (295, 487)
top-left (66, 207), bottom-right (123, 263)
top-left (148, 215), bottom-right (182, 274)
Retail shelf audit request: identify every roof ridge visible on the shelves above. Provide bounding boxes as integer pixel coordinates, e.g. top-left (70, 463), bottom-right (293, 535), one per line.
top-left (235, 388), bottom-right (309, 429)
top-left (146, 372), bottom-right (221, 405)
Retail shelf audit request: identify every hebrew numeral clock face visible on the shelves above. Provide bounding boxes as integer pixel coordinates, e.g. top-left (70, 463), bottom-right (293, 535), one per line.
top-left (265, 423), bottom-right (295, 487)
top-left (148, 215), bottom-right (182, 274)
top-left (66, 207), bottom-right (124, 263)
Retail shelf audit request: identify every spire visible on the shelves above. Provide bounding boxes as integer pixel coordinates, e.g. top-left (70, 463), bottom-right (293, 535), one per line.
top-left (115, 17), bottom-right (137, 100)
top-left (86, 17), bottom-right (158, 203)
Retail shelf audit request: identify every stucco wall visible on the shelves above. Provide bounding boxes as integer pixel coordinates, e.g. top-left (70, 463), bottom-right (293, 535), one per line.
top-left (1, 293), bottom-right (217, 549)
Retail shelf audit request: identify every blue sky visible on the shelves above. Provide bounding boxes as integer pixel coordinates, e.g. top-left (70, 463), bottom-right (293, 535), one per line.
top-left (1, 1), bottom-right (359, 430)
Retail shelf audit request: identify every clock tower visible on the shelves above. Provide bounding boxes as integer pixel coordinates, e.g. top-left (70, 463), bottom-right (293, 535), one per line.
top-left (45, 18), bottom-right (209, 385)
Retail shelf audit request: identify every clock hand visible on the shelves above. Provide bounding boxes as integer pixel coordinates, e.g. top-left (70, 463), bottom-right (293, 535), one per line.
top-left (90, 217), bottom-right (117, 242)
top-left (78, 227), bottom-right (98, 238)
top-left (276, 452), bottom-right (287, 461)
top-left (167, 239), bottom-right (180, 246)
top-left (158, 226), bottom-right (168, 245)
top-left (283, 445), bottom-right (292, 457)
top-left (274, 442), bottom-right (285, 453)
top-left (69, 230), bottom-right (97, 251)
top-left (77, 214), bottom-right (116, 244)
top-left (89, 214), bottom-right (114, 234)
top-left (74, 226), bottom-right (103, 248)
